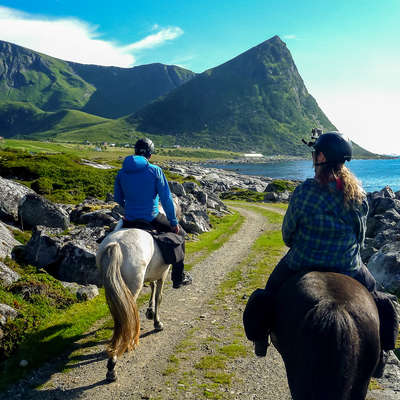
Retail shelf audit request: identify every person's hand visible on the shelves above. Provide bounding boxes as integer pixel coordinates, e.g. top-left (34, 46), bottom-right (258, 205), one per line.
top-left (172, 225), bottom-right (180, 234)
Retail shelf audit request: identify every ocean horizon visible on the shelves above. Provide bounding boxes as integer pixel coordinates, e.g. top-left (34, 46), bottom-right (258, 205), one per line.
top-left (204, 158), bottom-right (400, 193)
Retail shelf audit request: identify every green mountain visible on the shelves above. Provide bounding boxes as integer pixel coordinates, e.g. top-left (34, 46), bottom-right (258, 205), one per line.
top-left (127, 35), bottom-right (342, 156)
top-left (69, 62), bottom-right (195, 118)
top-left (0, 40), bottom-right (196, 118)
top-left (0, 37), bottom-right (376, 157)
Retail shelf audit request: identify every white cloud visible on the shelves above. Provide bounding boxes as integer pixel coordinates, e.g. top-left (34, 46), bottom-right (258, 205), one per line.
top-left (282, 34), bottom-right (297, 40)
top-left (0, 6), bottom-right (183, 67)
top-left (123, 27), bottom-right (183, 52)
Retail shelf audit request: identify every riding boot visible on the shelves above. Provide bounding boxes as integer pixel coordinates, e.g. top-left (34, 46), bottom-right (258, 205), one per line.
top-left (243, 257), bottom-right (296, 357)
top-left (372, 291), bottom-right (399, 351)
top-left (171, 261), bottom-right (192, 289)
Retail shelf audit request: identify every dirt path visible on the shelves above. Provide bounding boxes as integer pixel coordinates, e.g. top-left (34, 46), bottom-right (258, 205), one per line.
top-left (3, 207), bottom-right (290, 400)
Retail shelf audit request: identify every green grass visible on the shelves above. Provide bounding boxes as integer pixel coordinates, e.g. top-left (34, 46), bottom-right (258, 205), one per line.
top-left (1, 139), bottom-right (243, 162)
top-left (0, 290), bottom-right (109, 390)
top-left (220, 188), bottom-right (265, 202)
top-left (185, 211), bottom-right (245, 269)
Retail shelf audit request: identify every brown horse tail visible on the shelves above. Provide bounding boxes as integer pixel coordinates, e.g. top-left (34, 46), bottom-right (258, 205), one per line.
top-left (98, 242), bottom-right (140, 358)
top-left (302, 301), bottom-right (360, 399)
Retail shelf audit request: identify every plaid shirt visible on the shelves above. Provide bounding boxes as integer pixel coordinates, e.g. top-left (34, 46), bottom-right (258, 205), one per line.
top-left (282, 179), bottom-right (368, 274)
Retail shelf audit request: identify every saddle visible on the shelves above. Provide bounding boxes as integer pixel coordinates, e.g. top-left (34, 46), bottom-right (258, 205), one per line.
top-left (122, 219), bottom-right (185, 265)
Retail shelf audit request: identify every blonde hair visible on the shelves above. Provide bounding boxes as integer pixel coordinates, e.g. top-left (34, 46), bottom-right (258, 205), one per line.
top-left (317, 164), bottom-right (365, 207)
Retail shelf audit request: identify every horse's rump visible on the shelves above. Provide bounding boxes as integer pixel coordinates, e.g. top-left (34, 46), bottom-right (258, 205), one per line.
top-left (273, 271), bottom-right (380, 400)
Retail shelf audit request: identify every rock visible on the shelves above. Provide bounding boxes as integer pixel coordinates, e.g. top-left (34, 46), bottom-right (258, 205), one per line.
top-left (366, 215), bottom-right (396, 238)
top-left (264, 192), bottom-right (279, 202)
top-left (180, 211), bottom-right (210, 234)
top-left (367, 242), bottom-right (400, 293)
top-left (77, 211), bottom-right (115, 227)
top-left (0, 303), bottom-right (18, 326)
top-left (0, 222), bottom-right (20, 259)
top-left (57, 235), bottom-right (101, 285)
top-left (193, 190), bottom-right (207, 205)
top-left (0, 177), bottom-right (34, 223)
top-left (182, 181), bottom-right (198, 193)
top-left (77, 285), bottom-right (99, 301)
top-left (169, 181), bottom-right (186, 197)
top-left (371, 197), bottom-right (400, 216)
top-left (372, 230), bottom-right (400, 249)
top-left (18, 193), bottom-right (69, 229)
top-left (0, 261), bottom-right (20, 286)
top-left (379, 186), bottom-right (396, 199)
top-left (61, 281), bottom-right (99, 301)
top-left (19, 360), bottom-right (29, 368)
top-left (105, 192), bottom-right (114, 202)
top-left (23, 226), bottom-right (65, 268)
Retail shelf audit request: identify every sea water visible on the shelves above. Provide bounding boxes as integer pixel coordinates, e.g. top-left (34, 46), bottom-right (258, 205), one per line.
top-left (205, 158), bottom-right (400, 193)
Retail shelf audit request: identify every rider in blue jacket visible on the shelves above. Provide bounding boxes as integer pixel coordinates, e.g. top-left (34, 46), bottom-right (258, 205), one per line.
top-left (114, 138), bottom-right (192, 289)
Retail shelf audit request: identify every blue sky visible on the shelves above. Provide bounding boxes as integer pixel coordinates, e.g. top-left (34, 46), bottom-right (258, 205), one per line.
top-left (0, 0), bottom-right (399, 154)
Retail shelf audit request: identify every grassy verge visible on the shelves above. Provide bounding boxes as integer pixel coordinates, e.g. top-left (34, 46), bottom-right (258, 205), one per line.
top-left (0, 289), bottom-right (109, 391)
top-left (185, 211), bottom-right (245, 269)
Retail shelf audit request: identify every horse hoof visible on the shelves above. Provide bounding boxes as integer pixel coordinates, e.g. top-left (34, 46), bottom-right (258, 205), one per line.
top-left (146, 308), bottom-right (155, 320)
top-left (154, 321), bottom-right (164, 331)
top-left (106, 370), bottom-right (117, 383)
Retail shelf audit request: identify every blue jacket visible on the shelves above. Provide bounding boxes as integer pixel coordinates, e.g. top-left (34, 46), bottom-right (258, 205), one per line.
top-left (114, 155), bottom-right (178, 226)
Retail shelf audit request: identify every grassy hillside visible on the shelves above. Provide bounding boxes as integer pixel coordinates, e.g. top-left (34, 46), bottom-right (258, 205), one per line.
top-left (0, 41), bottom-right (94, 111)
top-left (0, 40), bottom-right (195, 119)
top-left (0, 101), bottom-right (110, 138)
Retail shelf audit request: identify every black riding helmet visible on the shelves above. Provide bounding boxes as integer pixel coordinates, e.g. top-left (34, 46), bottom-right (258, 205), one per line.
top-left (312, 131), bottom-right (352, 164)
top-left (134, 138), bottom-right (155, 159)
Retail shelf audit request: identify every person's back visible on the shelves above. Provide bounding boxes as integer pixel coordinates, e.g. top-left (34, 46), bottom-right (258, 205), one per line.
top-left (115, 154), bottom-right (177, 226)
top-left (282, 178), bottom-right (368, 275)
top-left (114, 138), bottom-right (192, 289)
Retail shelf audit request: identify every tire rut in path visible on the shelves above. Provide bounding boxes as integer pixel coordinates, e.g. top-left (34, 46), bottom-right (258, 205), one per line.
top-left (13, 207), bottom-right (286, 400)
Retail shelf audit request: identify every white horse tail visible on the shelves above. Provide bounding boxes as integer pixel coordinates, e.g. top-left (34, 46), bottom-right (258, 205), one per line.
top-left (98, 242), bottom-right (140, 358)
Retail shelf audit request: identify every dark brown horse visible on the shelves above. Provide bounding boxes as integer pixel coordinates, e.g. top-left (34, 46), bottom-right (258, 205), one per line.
top-left (272, 271), bottom-right (380, 400)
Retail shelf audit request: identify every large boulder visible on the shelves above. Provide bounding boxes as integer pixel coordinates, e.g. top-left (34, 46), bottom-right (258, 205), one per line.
top-left (0, 222), bottom-right (20, 259)
top-left (23, 226), bottom-right (65, 268)
top-left (57, 241), bottom-right (100, 285)
top-left (0, 177), bottom-right (34, 223)
top-left (367, 242), bottom-right (400, 294)
top-left (18, 193), bottom-right (70, 229)
top-left (180, 210), bottom-right (210, 234)
top-left (0, 261), bottom-right (20, 287)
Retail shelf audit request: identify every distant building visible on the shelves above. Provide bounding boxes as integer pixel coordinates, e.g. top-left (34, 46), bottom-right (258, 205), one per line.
top-left (244, 153), bottom-right (264, 158)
